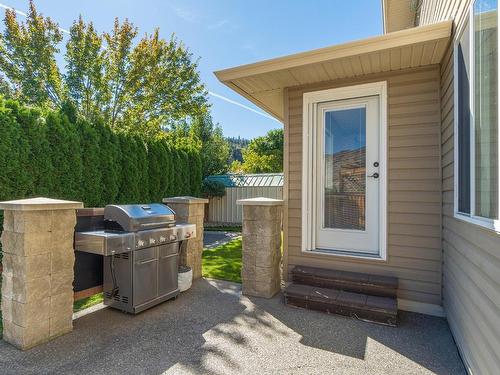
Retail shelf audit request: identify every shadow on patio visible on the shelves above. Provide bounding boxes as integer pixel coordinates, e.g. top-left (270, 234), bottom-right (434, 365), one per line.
top-left (0, 279), bottom-right (465, 375)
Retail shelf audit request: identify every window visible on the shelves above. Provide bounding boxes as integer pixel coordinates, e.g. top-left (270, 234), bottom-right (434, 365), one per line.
top-left (455, 0), bottom-right (499, 229)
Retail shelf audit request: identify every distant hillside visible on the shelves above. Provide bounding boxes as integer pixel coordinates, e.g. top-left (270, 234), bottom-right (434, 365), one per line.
top-left (226, 136), bottom-right (250, 163)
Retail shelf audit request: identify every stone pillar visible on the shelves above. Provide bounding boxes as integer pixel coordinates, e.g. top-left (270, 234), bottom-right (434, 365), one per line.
top-left (0, 197), bottom-right (83, 350)
top-left (163, 196), bottom-right (208, 280)
top-left (237, 197), bottom-right (283, 298)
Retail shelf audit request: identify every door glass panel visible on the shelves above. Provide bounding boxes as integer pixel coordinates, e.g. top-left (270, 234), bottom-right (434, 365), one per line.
top-left (324, 107), bottom-right (366, 230)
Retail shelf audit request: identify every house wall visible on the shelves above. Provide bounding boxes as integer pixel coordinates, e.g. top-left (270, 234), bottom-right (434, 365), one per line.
top-left (283, 65), bottom-right (443, 312)
top-left (207, 186), bottom-right (282, 224)
top-left (418, 1), bottom-right (500, 374)
top-left (418, 0), bottom-right (467, 28)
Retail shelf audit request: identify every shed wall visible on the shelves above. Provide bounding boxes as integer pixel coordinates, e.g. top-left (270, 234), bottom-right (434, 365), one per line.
top-left (284, 65), bottom-right (443, 309)
top-left (207, 186), bottom-right (283, 224)
top-left (418, 1), bottom-right (500, 373)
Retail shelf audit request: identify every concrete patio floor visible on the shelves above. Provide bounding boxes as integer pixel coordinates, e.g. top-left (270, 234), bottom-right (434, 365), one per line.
top-left (0, 279), bottom-right (465, 375)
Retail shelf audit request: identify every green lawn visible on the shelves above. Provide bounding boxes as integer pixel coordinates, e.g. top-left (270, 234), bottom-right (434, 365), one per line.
top-left (73, 293), bottom-right (104, 313)
top-left (204, 226), bottom-right (242, 233)
top-left (202, 237), bottom-right (242, 283)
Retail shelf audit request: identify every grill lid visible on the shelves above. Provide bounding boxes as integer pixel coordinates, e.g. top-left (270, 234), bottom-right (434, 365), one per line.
top-left (104, 203), bottom-right (175, 232)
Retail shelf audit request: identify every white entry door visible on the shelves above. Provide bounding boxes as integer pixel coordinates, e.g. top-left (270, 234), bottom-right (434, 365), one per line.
top-left (315, 96), bottom-right (380, 254)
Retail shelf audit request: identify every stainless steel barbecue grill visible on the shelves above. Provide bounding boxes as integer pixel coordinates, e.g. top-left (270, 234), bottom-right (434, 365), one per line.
top-left (74, 203), bottom-right (196, 314)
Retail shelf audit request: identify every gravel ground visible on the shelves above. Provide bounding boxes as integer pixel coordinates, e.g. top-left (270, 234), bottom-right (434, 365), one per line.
top-left (0, 279), bottom-right (465, 375)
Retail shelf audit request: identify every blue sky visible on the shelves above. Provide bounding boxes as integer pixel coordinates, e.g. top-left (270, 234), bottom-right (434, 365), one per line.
top-left (0, 1), bottom-right (382, 138)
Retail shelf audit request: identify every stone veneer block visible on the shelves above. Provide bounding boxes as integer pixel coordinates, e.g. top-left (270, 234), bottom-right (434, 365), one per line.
top-left (11, 298), bottom-right (51, 327)
top-left (3, 319), bottom-right (50, 350)
top-left (50, 270), bottom-right (75, 296)
top-left (49, 315), bottom-right (73, 339)
top-left (0, 197), bottom-right (83, 350)
top-left (237, 197), bottom-right (283, 298)
top-left (50, 246), bottom-right (76, 273)
top-left (2, 209), bottom-right (13, 231)
top-left (1, 274), bottom-right (51, 303)
top-left (163, 196), bottom-right (208, 280)
top-left (1, 253), bottom-right (51, 279)
top-left (12, 210), bottom-right (53, 233)
top-left (0, 231), bottom-right (52, 256)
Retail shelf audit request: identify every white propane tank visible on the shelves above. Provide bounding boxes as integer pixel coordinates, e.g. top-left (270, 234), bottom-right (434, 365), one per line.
top-left (178, 266), bottom-right (193, 292)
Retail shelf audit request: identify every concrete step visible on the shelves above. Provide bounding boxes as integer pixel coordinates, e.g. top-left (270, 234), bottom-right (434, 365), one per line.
top-left (284, 283), bottom-right (398, 326)
top-left (291, 265), bottom-right (398, 298)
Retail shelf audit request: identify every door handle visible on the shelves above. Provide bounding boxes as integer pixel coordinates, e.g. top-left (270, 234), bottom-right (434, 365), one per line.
top-left (367, 173), bottom-right (379, 179)
top-left (137, 258), bottom-right (157, 265)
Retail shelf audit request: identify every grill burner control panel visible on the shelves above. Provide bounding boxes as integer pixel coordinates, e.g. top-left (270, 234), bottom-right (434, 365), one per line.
top-left (134, 224), bottom-right (195, 250)
top-left (75, 224), bottom-right (196, 256)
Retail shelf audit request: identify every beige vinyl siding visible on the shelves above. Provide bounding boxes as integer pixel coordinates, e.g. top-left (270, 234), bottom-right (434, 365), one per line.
top-left (284, 65), bottom-right (443, 306)
top-left (420, 0), bottom-right (500, 373)
top-left (383, 0), bottom-right (416, 33)
top-left (418, 0), bottom-right (470, 27)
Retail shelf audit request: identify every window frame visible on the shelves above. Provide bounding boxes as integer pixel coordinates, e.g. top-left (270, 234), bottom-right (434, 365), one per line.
top-left (453, 0), bottom-right (500, 232)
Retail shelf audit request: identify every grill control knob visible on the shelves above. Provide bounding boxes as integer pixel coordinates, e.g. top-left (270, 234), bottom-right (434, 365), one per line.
top-left (137, 240), bottom-right (145, 247)
top-left (159, 236), bottom-right (166, 243)
top-left (185, 232), bottom-right (191, 239)
top-left (149, 238), bottom-right (156, 245)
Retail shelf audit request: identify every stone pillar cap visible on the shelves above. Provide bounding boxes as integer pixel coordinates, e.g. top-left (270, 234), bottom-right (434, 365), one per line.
top-left (237, 197), bottom-right (284, 206)
top-left (163, 196), bottom-right (209, 204)
top-left (0, 197), bottom-right (83, 211)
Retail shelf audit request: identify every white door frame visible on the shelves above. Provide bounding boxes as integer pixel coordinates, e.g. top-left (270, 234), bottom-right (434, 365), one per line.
top-left (316, 96), bottom-right (380, 253)
top-left (301, 81), bottom-right (387, 260)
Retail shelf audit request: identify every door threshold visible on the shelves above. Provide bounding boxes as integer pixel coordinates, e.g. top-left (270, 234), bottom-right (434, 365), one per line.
top-left (305, 248), bottom-right (386, 261)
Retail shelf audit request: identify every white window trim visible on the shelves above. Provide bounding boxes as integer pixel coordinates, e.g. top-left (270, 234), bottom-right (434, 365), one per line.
top-left (301, 81), bottom-right (388, 260)
top-left (453, 1), bottom-right (500, 233)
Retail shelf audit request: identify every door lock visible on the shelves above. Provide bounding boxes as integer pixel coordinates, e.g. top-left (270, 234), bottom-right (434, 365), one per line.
top-left (373, 162), bottom-right (379, 167)
top-left (368, 173), bottom-right (379, 179)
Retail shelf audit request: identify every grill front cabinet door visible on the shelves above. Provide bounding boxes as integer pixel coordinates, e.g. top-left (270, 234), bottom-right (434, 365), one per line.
top-left (158, 243), bottom-right (179, 295)
top-left (316, 96), bottom-right (380, 255)
top-left (133, 247), bottom-right (159, 306)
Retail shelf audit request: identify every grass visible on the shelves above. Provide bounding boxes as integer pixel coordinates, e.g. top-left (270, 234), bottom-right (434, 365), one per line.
top-left (73, 293), bottom-right (104, 313)
top-left (202, 237), bottom-right (242, 283)
top-left (204, 225), bottom-right (242, 232)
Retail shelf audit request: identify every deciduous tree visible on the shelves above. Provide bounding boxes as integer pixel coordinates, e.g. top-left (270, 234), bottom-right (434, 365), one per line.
top-left (231, 128), bottom-right (283, 173)
top-left (0, 2), bottom-right (63, 107)
top-left (0, 1), bottom-right (208, 135)
top-left (65, 16), bottom-right (106, 122)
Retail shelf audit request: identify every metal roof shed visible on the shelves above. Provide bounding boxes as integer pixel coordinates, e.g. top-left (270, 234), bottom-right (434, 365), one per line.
top-left (205, 173), bottom-right (283, 224)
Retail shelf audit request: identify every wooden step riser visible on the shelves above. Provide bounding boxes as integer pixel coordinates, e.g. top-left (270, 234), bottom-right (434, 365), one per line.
top-left (285, 295), bottom-right (397, 327)
top-left (292, 275), bottom-right (397, 298)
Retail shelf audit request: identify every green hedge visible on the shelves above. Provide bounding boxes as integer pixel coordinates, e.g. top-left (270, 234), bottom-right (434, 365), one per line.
top-left (0, 98), bottom-right (202, 252)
